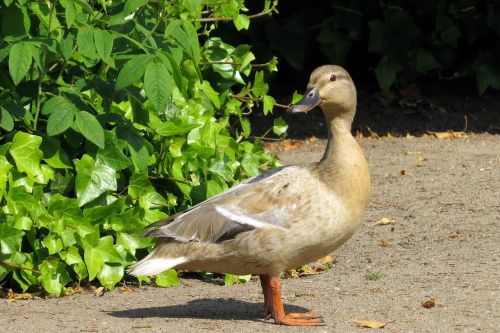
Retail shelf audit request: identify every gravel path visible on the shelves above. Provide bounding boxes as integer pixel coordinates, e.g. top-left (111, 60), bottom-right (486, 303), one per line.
top-left (1, 135), bottom-right (499, 333)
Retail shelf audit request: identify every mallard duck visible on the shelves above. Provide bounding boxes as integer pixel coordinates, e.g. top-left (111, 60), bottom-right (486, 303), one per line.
top-left (128, 65), bottom-right (370, 326)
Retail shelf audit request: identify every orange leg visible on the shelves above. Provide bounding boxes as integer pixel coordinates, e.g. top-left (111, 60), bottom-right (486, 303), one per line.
top-left (259, 274), bottom-right (324, 326)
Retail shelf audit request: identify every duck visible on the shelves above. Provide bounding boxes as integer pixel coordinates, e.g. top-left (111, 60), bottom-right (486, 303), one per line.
top-left (127, 65), bottom-right (371, 326)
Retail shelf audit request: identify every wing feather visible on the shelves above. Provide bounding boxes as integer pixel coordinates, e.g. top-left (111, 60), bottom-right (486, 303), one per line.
top-left (144, 165), bottom-right (309, 243)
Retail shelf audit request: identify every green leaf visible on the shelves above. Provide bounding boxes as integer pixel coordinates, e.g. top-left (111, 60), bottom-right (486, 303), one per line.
top-left (42, 233), bottom-right (64, 255)
top-left (8, 42), bottom-right (32, 85)
top-left (64, 0), bottom-right (77, 28)
top-left (252, 71), bottom-right (268, 97)
top-left (116, 233), bottom-right (151, 256)
top-left (47, 107), bottom-right (76, 136)
top-left (272, 117), bottom-right (288, 136)
top-left (75, 154), bottom-right (117, 206)
top-left (97, 263), bottom-right (123, 290)
top-left (205, 179), bottom-right (223, 199)
top-left (93, 29), bottom-right (114, 62)
top-left (96, 132), bottom-right (131, 171)
top-left (1, 4), bottom-right (30, 36)
top-left (144, 62), bottom-right (172, 112)
top-left (42, 96), bottom-right (75, 116)
top-left (0, 107), bottom-right (14, 131)
top-left (80, 233), bottom-right (122, 281)
top-left (0, 224), bottom-right (23, 255)
top-left (74, 111), bottom-right (105, 148)
top-left (38, 257), bottom-right (71, 296)
top-left (123, 0), bottom-right (149, 16)
top-left (233, 14), bottom-right (250, 31)
top-left (224, 273), bottom-right (251, 286)
top-left (374, 59), bottom-right (398, 91)
top-left (115, 54), bottom-right (151, 90)
top-left (415, 49), bottom-right (440, 73)
top-left (9, 132), bottom-right (52, 184)
top-left (59, 246), bottom-right (87, 281)
top-left (77, 26), bottom-right (98, 62)
top-left (0, 156), bottom-right (13, 200)
top-left (128, 173), bottom-right (167, 210)
top-left (41, 136), bottom-right (72, 169)
top-left (155, 269), bottom-right (180, 287)
top-left (263, 95), bottom-right (275, 115)
top-left (150, 118), bottom-right (199, 137)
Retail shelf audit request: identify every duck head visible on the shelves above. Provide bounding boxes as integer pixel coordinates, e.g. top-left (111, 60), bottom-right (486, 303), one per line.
top-left (287, 65), bottom-right (356, 121)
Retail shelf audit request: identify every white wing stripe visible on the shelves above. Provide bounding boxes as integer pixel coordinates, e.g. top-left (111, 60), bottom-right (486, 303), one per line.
top-left (214, 205), bottom-right (286, 230)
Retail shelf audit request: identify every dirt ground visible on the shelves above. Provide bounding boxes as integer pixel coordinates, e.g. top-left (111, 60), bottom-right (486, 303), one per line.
top-left (1, 133), bottom-right (499, 333)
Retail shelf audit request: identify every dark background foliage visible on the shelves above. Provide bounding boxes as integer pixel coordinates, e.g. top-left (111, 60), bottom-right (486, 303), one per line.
top-left (217, 0), bottom-right (500, 94)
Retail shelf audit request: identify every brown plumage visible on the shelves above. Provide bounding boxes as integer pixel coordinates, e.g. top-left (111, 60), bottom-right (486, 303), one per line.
top-left (127, 65), bottom-right (371, 326)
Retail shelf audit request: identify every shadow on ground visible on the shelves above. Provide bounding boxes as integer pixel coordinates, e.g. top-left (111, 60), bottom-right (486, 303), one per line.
top-left (106, 297), bottom-right (308, 322)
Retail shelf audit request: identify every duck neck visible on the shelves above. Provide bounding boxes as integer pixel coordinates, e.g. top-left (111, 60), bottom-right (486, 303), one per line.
top-left (319, 111), bottom-right (370, 217)
top-left (320, 113), bottom-right (355, 164)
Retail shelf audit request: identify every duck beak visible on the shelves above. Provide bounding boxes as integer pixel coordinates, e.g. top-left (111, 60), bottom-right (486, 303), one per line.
top-left (287, 87), bottom-right (321, 114)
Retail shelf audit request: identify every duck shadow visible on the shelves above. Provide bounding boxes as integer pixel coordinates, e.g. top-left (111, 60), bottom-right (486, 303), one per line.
top-left (107, 298), bottom-right (309, 322)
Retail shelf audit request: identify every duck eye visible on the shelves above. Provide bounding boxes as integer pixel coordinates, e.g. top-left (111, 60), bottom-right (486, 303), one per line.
top-left (330, 74), bottom-right (337, 82)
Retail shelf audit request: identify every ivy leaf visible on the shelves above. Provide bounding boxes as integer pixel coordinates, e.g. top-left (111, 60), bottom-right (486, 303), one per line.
top-left (116, 233), bottom-right (152, 256)
top-left (0, 224), bottom-right (23, 255)
top-left (9, 132), bottom-right (52, 184)
top-left (8, 42), bottom-right (32, 85)
top-left (144, 62), bottom-right (172, 112)
top-left (75, 154), bottom-right (117, 206)
top-left (59, 246), bottom-right (87, 281)
top-left (263, 95), bottom-right (276, 115)
top-left (0, 156), bottom-right (13, 200)
top-left (374, 59), bottom-right (398, 91)
top-left (273, 117), bottom-right (288, 136)
top-left (155, 269), bottom-right (180, 287)
top-left (74, 111), bottom-right (105, 148)
top-left (96, 134), bottom-right (131, 171)
top-left (97, 263), bottom-right (123, 290)
top-left (224, 273), bottom-right (251, 286)
top-left (115, 54), bottom-right (151, 90)
top-left (233, 14), bottom-right (250, 31)
top-left (80, 233), bottom-right (123, 281)
top-left (38, 257), bottom-right (71, 296)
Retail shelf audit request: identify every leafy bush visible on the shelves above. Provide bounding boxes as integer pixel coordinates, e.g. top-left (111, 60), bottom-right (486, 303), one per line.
top-left (0, 0), bottom-right (282, 295)
top-left (246, 0), bottom-right (500, 93)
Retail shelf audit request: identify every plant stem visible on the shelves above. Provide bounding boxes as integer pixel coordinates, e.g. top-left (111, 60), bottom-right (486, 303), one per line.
top-left (229, 93), bottom-right (289, 109)
top-left (0, 260), bottom-right (41, 274)
top-left (195, 9), bottom-right (273, 22)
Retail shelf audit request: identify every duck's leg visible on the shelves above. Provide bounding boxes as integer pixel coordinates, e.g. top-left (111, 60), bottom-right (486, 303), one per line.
top-left (259, 274), bottom-right (272, 318)
top-left (260, 274), bottom-right (324, 326)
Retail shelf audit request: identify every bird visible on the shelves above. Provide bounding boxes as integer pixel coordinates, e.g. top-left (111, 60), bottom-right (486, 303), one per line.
top-left (127, 65), bottom-right (371, 326)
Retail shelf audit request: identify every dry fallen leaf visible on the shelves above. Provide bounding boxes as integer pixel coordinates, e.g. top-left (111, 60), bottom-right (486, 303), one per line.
top-left (427, 131), bottom-right (464, 139)
top-left (353, 319), bottom-right (386, 329)
top-left (379, 239), bottom-right (389, 247)
top-left (7, 289), bottom-right (33, 301)
top-left (295, 291), bottom-right (315, 297)
top-left (118, 286), bottom-right (134, 294)
top-left (422, 298), bottom-right (437, 308)
top-left (93, 286), bottom-right (105, 297)
top-left (374, 218), bottom-right (396, 226)
top-left (64, 285), bottom-right (84, 296)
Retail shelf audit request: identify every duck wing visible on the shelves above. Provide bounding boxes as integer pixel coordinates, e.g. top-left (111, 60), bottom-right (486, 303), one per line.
top-left (144, 165), bottom-right (308, 243)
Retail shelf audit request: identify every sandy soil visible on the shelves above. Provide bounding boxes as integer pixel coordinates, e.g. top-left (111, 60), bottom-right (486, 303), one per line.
top-left (1, 134), bottom-right (499, 333)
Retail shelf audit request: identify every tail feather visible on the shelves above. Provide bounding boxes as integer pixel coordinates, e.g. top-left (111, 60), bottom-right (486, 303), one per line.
top-left (127, 249), bottom-right (188, 276)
